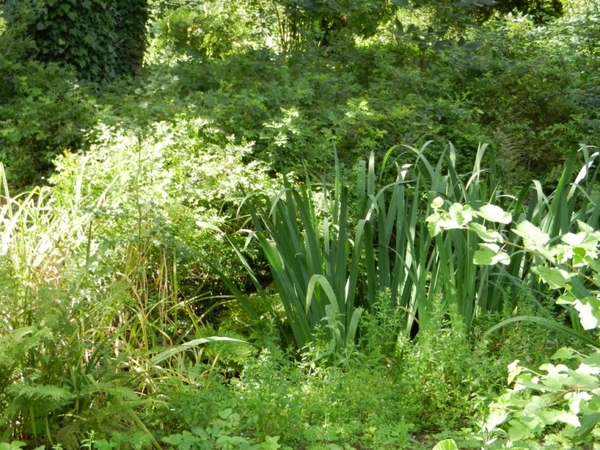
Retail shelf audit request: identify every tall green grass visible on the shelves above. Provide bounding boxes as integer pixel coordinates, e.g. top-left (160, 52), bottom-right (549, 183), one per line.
top-left (0, 160), bottom-right (239, 448)
top-left (243, 175), bottom-right (363, 353)
top-left (240, 143), bottom-right (600, 352)
top-left (356, 142), bottom-right (506, 335)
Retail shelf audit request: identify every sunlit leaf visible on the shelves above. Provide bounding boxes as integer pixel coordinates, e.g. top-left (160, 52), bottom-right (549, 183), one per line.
top-left (507, 359), bottom-right (523, 384)
top-left (513, 220), bottom-right (549, 246)
top-left (476, 204), bottom-right (512, 224)
top-left (573, 297), bottom-right (600, 330)
top-left (532, 266), bottom-right (571, 289)
top-left (474, 243), bottom-right (510, 265)
top-left (470, 222), bottom-right (503, 243)
top-left (555, 411), bottom-right (580, 427)
top-left (449, 203), bottom-right (474, 226)
top-left (430, 196), bottom-right (444, 209)
top-left (485, 408), bottom-right (508, 432)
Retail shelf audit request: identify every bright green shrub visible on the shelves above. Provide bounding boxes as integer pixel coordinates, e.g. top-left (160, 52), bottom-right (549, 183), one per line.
top-left (50, 119), bottom-right (278, 295)
top-left (151, 1), bottom-right (263, 58)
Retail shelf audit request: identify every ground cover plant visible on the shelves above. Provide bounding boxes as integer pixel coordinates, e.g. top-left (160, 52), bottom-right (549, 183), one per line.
top-left (0, 0), bottom-right (600, 448)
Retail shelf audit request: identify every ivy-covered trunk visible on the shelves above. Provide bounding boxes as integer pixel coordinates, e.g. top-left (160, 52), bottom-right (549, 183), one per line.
top-left (114, 0), bottom-right (148, 76)
top-left (2, 0), bottom-right (148, 81)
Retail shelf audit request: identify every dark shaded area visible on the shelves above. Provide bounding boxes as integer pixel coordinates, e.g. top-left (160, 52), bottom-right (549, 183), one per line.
top-left (2, 0), bottom-right (148, 81)
top-left (480, 0), bottom-right (564, 22)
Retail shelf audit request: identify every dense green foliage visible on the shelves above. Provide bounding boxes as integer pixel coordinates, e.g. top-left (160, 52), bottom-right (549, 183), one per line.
top-left (0, 0), bottom-right (599, 448)
top-left (429, 170), bottom-right (600, 447)
top-left (2, 0), bottom-right (148, 81)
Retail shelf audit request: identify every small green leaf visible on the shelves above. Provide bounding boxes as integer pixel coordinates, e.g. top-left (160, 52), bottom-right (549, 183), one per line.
top-left (474, 243), bottom-right (510, 265)
top-left (584, 350), bottom-right (600, 367)
top-left (260, 436), bottom-right (281, 450)
top-left (161, 435), bottom-right (183, 445)
top-left (476, 204), bottom-right (512, 224)
top-left (470, 222), bottom-right (503, 243)
top-left (163, 431), bottom-right (203, 447)
top-left (532, 266), bottom-right (571, 289)
top-left (430, 196), bottom-right (444, 209)
top-left (562, 226), bottom-right (600, 262)
top-left (551, 347), bottom-right (576, 360)
top-left (507, 359), bottom-right (524, 384)
top-left (219, 408), bottom-right (233, 419)
top-left (508, 419), bottom-right (536, 441)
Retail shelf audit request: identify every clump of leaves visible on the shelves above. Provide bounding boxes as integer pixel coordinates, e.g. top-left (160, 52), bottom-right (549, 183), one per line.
top-left (428, 148), bottom-right (600, 448)
top-left (0, 58), bottom-right (97, 188)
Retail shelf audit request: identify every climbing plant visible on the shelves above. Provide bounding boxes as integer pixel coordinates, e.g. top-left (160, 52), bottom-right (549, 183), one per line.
top-left (2, 0), bottom-right (148, 81)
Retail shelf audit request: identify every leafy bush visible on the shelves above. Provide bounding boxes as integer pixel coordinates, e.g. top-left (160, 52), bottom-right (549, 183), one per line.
top-left (428, 148), bottom-right (600, 448)
top-left (50, 120), bottom-right (277, 294)
top-left (0, 57), bottom-right (97, 188)
top-left (151, 1), bottom-right (262, 58)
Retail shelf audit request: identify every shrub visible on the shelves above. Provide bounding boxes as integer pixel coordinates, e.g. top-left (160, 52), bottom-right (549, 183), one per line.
top-left (0, 57), bottom-right (97, 188)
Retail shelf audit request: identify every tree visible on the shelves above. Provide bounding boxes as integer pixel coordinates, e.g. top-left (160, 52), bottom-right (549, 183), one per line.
top-left (272, 0), bottom-right (391, 51)
top-left (2, 0), bottom-right (148, 81)
top-left (392, 0), bottom-right (564, 24)
top-left (114, 0), bottom-right (149, 76)
top-left (477, 0), bottom-right (564, 23)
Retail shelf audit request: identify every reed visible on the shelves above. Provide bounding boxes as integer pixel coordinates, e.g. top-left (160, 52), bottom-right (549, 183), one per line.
top-left (242, 143), bottom-right (600, 352)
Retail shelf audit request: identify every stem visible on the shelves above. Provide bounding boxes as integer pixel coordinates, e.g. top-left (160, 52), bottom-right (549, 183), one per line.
top-left (466, 225), bottom-right (597, 285)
